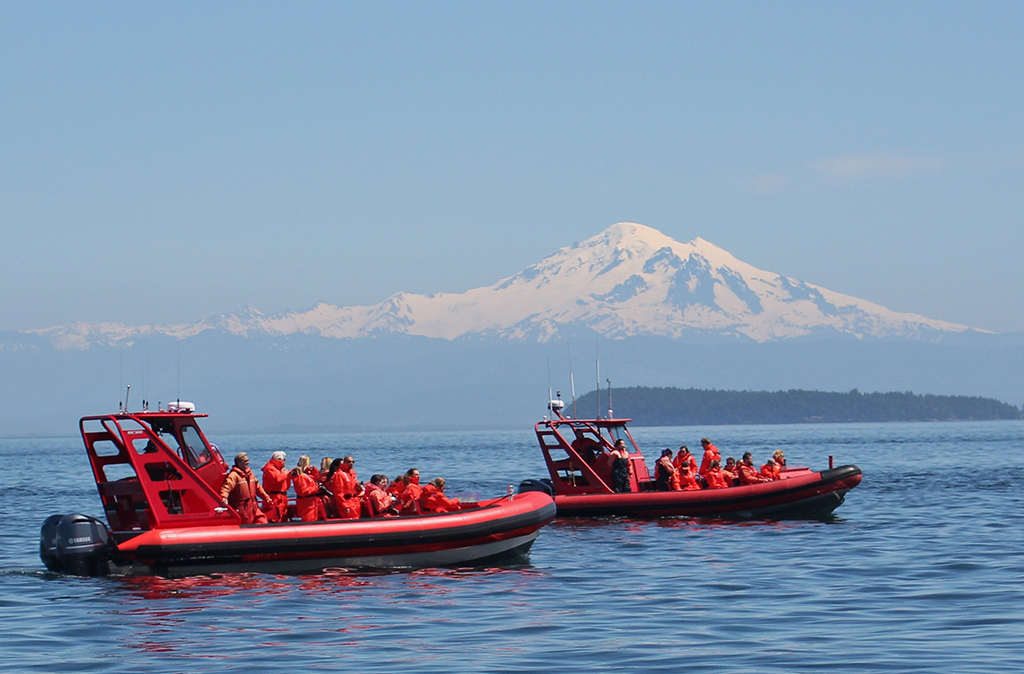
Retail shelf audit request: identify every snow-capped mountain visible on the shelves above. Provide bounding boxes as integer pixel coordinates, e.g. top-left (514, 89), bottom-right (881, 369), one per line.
top-left (29, 222), bottom-right (973, 349)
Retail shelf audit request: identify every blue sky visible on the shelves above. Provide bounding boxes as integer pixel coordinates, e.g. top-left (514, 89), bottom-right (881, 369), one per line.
top-left (2, 1), bottom-right (1022, 333)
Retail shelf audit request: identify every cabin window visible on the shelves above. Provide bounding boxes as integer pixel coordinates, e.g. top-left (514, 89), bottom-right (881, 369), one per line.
top-left (132, 437), bottom-right (161, 454)
top-left (179, 425), bottom-right (213, 469)
top-left (607, 425), bottom-right (629, 445)
top-left (144, 462), bottom-right (183, 482)
top-left (92, 439), bottom-right (121, 457)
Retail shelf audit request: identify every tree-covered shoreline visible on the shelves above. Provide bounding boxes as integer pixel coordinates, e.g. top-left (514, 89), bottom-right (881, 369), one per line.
top-left (574, 387), bottom-right (1023, 426)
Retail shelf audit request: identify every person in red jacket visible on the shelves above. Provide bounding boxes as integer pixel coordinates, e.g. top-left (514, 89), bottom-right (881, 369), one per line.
top-left (291, 455), bottom-right (327, 521)
top-left (261, 450), bottom-right (290, 522)
top-left (219, 452), bottom-right (271, 524)
top-left (328, 455), bottom-right (362, 520)
top-left (364, 474), bottom-right (398, 517)
top-left (703, 459), bottom-right (731, 489)
top-left (318, 457), bottom-right (333, 483)
top-left (698, 438), bottom-right (721, 476)
top-left (722, 457), bottom-right (739, 485)
top-left (738, 452), bottom-right (770, 485)
top-left (674, 445), bottom-right (697, 474)
top-left (760, 458), bottom-right (781, 481)
top-left (387, 474), bottom-right (406, 497)
top-left (399, 468), bottom-right (423, 515)
top-left (677, 463), bottom-right (701, 491)
top-left (420, 477), bottom-right (461, 513)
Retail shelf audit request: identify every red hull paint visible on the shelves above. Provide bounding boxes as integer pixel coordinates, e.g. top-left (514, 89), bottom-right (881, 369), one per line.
top-left (118, 493), bottom-right (556, 576)
top-left (553, 466), bottom-right (861, 518)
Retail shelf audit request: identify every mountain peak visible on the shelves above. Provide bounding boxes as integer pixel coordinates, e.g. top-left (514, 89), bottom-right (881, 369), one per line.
top-left (25, 222), bottom-right (977, 347)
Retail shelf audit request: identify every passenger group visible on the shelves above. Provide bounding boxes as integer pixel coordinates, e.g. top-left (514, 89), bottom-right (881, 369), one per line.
top-left (219, 450), bottom-right (462, 525)
top-left (652, 438), bottom-right (788, 492)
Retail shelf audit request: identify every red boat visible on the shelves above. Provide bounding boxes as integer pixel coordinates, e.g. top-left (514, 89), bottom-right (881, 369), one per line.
top-left (40, 403), bottom-right (555, 577)
top-left (521, 399), bottom-right (862, 519)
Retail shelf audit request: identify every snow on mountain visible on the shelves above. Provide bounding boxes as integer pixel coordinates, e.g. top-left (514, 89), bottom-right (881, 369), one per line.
top-left (28, 222), bottom-right (974, 348)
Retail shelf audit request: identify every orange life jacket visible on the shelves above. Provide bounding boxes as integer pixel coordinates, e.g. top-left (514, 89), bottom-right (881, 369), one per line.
top-left (699, 444), bottom-right (721, 475)
top-left (262, 459), bottom-right (291, 522)
top-left (704, 468), bottom-right (730, 489)
top-left (738, 463), bottom-right (767, 485)
top-left (760, 463), bottom-right (781, 480)
top-left (220, 466), bottom-right (268, 524)
top-left (420, 484), bottom-right (461, 513)
top-left (329, 469), bottom-right (361, 519)
top-left (674, 452), bottom-right (697, 473)
top-left (678, 471), bottom-right (701, 491)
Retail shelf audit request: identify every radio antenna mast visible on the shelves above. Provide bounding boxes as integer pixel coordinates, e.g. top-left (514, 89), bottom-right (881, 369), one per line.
top-left (607, 378), bottom-right (613, 418)
top-left (547, 356), bottom-right (553, 409)
top-left (567, 344), bottom-right (577, 419)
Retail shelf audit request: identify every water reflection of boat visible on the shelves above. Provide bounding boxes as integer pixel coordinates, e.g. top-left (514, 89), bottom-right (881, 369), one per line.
top-left (521, 398), bottom-right (862, 519)
top-left (39, 404), bottom-right (555, 577)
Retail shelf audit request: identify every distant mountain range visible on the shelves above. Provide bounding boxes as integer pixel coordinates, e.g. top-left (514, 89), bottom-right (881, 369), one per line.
top-left (25, 223), bottom-right (978, 350)
top-left (3, 222), bottom-right (1020, 437)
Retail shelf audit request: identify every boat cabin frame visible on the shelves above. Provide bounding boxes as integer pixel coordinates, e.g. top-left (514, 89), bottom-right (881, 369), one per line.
top-left (80, 410), bottom-right (236, 540)
top-left (534, 412), bottom-right (652, 495)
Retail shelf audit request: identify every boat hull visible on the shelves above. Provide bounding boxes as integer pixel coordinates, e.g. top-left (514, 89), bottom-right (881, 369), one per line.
top-left (551, 465), bottom-right (862, 519)
top-left (110, 492), bottom-right (556, 577)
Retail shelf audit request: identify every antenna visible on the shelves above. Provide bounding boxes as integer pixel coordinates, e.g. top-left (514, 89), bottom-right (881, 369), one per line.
top-left (142, 345), bottom-right (148, 411)
top-left (567, 344), bottom-right (577, 419)
top-left (547, 356), bottom-right (552, 410)
top-left (595, 357), bottom-right (601, 420)
top-left (124, 384), bottom-right (131, 413)
top-left (176, 339), bottom-right (181, 403)
top-left (607, 378), bottom-right (613, 418)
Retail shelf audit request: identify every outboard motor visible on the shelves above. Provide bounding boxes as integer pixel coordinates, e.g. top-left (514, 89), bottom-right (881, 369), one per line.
top-left (518, 478), bottom-right (554, 497)
top-left (45, 514), bottom-right (115, 577)
top-left (39, 514), bottom-right (65, 572)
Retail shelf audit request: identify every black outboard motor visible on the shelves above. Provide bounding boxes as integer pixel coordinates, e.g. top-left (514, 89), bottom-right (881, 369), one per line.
top-left (518, 478), bottom-right (554, 497)
top-left (40, 514), bottom-right (115, 576)
top-left (39, 514), bottom-right (65, 572)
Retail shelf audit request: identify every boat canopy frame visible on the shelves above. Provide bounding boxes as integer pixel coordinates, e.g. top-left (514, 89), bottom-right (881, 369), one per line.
top-left (534, 413), bottom-right (651, 495)
top-left (80, 411), bottom-right (236, 539)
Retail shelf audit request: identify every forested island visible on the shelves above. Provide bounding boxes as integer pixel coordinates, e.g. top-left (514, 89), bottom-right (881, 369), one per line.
top-left (573, 387), bottom-right (1023, 426)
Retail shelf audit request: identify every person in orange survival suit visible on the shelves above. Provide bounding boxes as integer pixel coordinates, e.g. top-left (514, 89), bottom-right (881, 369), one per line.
top-left (386, 474), bottom-right (406, 497)
top-left (261, 450), bottom-right (291, 522)
top-left (364, 474), bottom-right (399, 517)
top-left (219, 452), bottom-right (271, 524)
top-left (398, 468), bottom-right (423, 515)
top-left (698, 438), bottom-right (721, 476)
top-left (674, 445), bottom-right (697, 474)
top-left (420, 477), bottom-right (462, 513)
top-left (703, 459), bottom-right (731, 490)
top-left (291, 455), bottom-right (327, 521)
top-left (738, 452), bottom-right (771, 485)
top-left (329, 455), bottom-right (362, 520)
top-left (722, 457), bottom-right (739, 486)
top-left (760, 458), bottom-right (781, 481)
top-left (677, 462), bottom-right (701, 491)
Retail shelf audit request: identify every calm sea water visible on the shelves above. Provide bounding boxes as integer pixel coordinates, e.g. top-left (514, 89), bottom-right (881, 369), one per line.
top-left (2, 420), bottom-right (1023, 673)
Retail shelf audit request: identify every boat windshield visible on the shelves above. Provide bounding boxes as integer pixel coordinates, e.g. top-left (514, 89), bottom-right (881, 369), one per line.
top-left (605, 424), bottom-right (629, 445)
top-left (179, 424), bottom-right (213, 468)
top-left (149, 419), bottom-right (214, 469)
